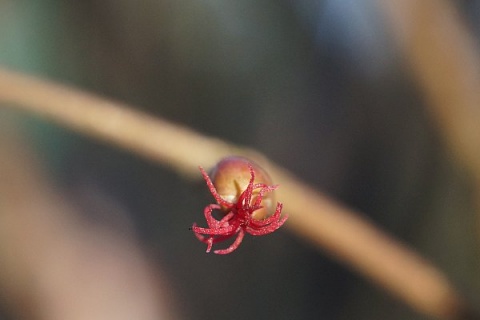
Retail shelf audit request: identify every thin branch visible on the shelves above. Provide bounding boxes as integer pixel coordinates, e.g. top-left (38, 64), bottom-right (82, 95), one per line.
top-left (378, 3), bottom-right (480, 308)
top-left (379, 0), bottom-right (480, 186)
top-left (0, 67), bottom-right (471, 319)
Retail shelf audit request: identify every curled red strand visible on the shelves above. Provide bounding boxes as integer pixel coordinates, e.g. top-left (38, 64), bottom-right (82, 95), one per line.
top-left (192, 164), bottom-right (288, 254)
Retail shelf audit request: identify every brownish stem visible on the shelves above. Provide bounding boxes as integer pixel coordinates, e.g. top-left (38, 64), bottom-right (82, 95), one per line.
top-left (0, 67), bottom-right (470, 319)
top-left (378, 3), bottom-right (480, 314)
top-left (379, 0), bottom-right (480, 186)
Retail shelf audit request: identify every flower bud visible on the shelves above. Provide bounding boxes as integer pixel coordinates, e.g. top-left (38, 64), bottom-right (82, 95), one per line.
top-left (210, 156), bottom-right (275, 220)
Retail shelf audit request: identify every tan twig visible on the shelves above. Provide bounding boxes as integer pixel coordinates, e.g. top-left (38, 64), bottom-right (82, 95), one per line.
top-left (379, 0), bottom-right (480, 185)
top-left (378, 2), bottom-right (480, 303)
top-left (0, 67), bottom-right (470, 319)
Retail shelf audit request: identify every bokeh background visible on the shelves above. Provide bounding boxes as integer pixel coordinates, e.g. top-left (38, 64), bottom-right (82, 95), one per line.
top-left (1, 0), bottom-right (480, 319)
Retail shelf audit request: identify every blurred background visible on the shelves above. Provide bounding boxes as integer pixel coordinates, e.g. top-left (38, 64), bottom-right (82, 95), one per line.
top-left (0, 0), bottom-right (480, 319)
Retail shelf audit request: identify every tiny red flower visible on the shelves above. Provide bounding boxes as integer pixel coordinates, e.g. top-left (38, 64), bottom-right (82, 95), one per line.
top-left (192, 157), bottom-right (288, 254)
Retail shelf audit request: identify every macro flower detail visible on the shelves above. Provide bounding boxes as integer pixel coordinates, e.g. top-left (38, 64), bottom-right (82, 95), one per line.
top-left (191, 156), bottom-right (288, 254)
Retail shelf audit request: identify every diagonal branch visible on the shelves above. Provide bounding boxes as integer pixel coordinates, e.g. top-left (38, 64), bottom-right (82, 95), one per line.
top-left (379, 0), bottom-right (480, 186)
top-left (0, 67), bottom-right (472, 319)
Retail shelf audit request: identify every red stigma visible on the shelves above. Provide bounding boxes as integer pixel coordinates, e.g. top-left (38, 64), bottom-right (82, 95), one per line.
top-left (191, 158), bottom-right (288, 254)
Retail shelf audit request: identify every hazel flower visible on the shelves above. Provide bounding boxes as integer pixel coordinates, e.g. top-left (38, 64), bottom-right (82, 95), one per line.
top-left (191, 156), bottom-right (288, 254)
